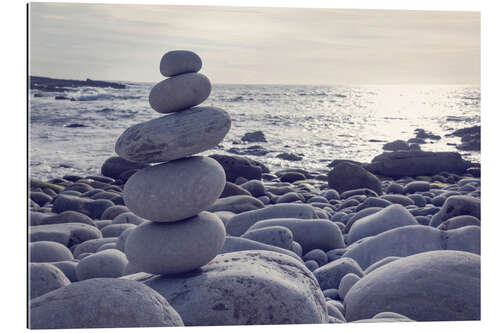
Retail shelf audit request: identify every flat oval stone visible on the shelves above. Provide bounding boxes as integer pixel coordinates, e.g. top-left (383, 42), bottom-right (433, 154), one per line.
top-left (149, 73), bottom-right (211, 113)
top-left (124, 212), bottom-right (226, 275)
top-left (123, 156), bottom-right (226, 222)
top-left (160, 50), bottom-right (202, 77)
top-left (115, 107), bottom-right (231, 163)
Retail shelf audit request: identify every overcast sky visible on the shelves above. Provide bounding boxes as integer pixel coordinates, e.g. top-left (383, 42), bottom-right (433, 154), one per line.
top-left (29, 3), bottom-right (480, 85)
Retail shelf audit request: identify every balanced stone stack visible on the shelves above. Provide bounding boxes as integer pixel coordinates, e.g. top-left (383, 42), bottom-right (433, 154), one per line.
top-left (114, 50), bottom-right (231, 275)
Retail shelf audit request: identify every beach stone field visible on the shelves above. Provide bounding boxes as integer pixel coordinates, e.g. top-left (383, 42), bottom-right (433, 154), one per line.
top-left (28, 50), bottom-right (481, 328)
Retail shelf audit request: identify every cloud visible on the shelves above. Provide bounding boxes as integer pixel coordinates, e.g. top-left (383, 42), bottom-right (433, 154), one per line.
top-left (29, 3), bottom-right (480, 84)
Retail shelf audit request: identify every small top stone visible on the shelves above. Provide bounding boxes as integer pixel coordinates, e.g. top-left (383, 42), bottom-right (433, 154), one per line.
top-left (160, 50), bottom-right (202, 77)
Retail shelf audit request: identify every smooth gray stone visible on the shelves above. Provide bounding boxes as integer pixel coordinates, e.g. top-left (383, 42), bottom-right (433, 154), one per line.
top-left (30, 223), bottom-right (102, 247)
top-left (313, 257), bottom-right (365, 290)
top-left (338, 273), bottom-right (360, 300)
top-left (344, 250), bottom-right (480, 321)
top-left (327, 299), bottom-right (345, 314)
top-left (208, 195), bottom-right (264, 214)
top-left (30, 241), bottom-right (73, 262)
top-left (240, 179), bottom-right (266, 197)
top-left (307, 196), bottom-right (329, 204)
top-left (326, 248), bottom-right (347, 262)
top-left (415, 215), bottom-right (430, 225)
top-left (331, 212), bottom-right (347, 222)
top-left (29, 278), bottom-right (184, 329)
top-left (96, 242), bottom-right (118, 252)
top-left (95, 220), bottom-right (113, 229)
top-left (326, 302), bottom-right (346, 322)
top-left (30, 211), bottom-right (55, 226)
top-left (408, 194), bottom-right (426, 207)
top-left (139, 250), bottom-right (328, 326)
top-left (328, 162), bottom-right (382, 195)
top-left (29, 227), bottom-right (70, 245)
top-left (323, 289), bottom-right (340, 301)
top-left (116, 107), bottom-right (231, 163)
top-left (220, 236), bottom-right (301, 261)
top-left (101, 223), bottom-right (135, 237)
top-left (386, 182), bottom-right (404, 194)
top-left (305, 260), bottom-right (319, 271)
top-left (160, 50), bottom-right (202, 77)
top-left (220, 181), bottom-right (252, 198)
top-left (100, 205), bottom-right (129, 220)
top-left (52, 195), bottom-right (114, 219)
top-left (76, 249), bottom-right (128, 280)
top-left (437, 215), bottom-right (481, 230)
top-left (52, 260), bottom-right (78, 282)
top-left (212, 211), bottom-right (236, 226)
top-left (40, 210), bottom-right (95, 226)
top-left (276, 192), bottom-right (304, 204)
top-left (31, 191), bottom-right (53, 206)
top-left (72, 237), bottom-right (118, 258)
top-left (440, 195), bottom-right (481, 221)
top-left (226, 203), bottom-right (316, 236)
top-left (29, 263), bottom-right (70, 299)
top-left (347, 204), bottom-right (418, 245)
top-left (343, 225), bottom-right (480, 269)
top-left (355, 197), bottom-right (391, 211)
top-left (321, 189), bottom-right (340, 200)
top-left (116, 227), bottom-right (134, 252)
top-left (291, 241), bottom-right (303, 257)
top-left (149, 73), bottom-right (211, 113)
top-left (303, 249), bottom-right (328, 266)
top-left (344, 207), bottom-right (382, 233)
top-left (380, 194), bottom-right (414, 206)
top-left (124, 157), bottom-right (226, 222)
top-left (241, 226), bottom-right (293, 250)
top-left (125, 212), bottom-right (226, 275)
top-left (404, 181), bottom-right (430, 194)
top-left (248, 218), bottom-right (345, 254)
top-left (112, 211), bottom-right (147, 225)
top-left (373, 312), bottom-right (413, 320)
top-left (364, 256), bottom-right (401, 274)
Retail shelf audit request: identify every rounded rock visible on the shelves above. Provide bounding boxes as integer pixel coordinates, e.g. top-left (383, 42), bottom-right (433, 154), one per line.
top-left (124, 157), bottom-right (226, 222)
top-left (30, 263), bottom-right (70, 299)
top-left (29, 278), bottom-right (184, 328)
top-left (30, 241), bottom-right (73, 262)
top-left (75, 249), bottom-right (128, 280)
top-left (160, 50), bottom-right (202, 77)
top-left (149, 73), bottom-right (211, 113)
top-left (115, 107), bottom-right (231, 163)
top-left (344, 250), bottom-right (480, 321)
top-left (124, 212), bottom-right (226, 275)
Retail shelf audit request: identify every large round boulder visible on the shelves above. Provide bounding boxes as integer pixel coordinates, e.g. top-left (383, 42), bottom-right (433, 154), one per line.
top-left (327, 162), bottom-right (382, 195)
top-left (343, 225), bottom-right (480, 269)
top-left (123, 156), bottom-right (226, 222)
top-left (124, 212), bottom-right (226, 275)
top-left (29, 263), bottom-right (70, 299)
top-left (29, 278), bottom-right (184, 328)
top-left (115, 107), bottom-right (231, 163)
top-left (344, 250), bottom-right (480, 321)
top-left (128, 250), bottom-right (328, 326)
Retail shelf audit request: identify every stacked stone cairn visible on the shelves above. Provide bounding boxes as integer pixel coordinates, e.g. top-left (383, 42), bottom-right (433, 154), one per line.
top-left (114, 50), bottom-right (232, 275)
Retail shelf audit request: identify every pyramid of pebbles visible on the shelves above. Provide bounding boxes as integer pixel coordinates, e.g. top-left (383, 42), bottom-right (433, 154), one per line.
top-left (114, 50), bottom-right (231, 275)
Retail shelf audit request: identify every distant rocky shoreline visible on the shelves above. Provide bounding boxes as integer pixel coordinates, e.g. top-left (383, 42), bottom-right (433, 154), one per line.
top-left (30, 75), bottom-right (127, 93)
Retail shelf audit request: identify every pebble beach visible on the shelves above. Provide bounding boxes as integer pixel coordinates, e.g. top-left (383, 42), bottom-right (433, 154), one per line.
top-left (28, 50), bottom-right (481, 328)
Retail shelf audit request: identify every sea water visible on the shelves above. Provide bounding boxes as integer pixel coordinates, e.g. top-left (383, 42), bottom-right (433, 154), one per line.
top-left (29, 83), bottom-right (480, 180)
